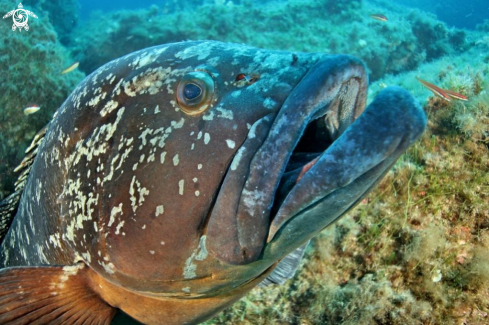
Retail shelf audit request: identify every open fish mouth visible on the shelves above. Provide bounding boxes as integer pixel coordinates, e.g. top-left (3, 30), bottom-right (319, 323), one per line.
top-left (207, 55), bottom-right (426, 265)
top-left (266, 83), bottom-right (426, 247)
top-left (272, 77), bottom-right (365, 220)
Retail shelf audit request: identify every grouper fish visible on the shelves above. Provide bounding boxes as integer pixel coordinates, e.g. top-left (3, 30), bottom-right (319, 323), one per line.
top-left (0, 40), bottom-right (426, 324)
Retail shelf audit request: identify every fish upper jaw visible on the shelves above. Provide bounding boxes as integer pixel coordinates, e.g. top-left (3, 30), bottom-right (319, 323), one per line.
top-left (206, 55), bottom-right (369, 265)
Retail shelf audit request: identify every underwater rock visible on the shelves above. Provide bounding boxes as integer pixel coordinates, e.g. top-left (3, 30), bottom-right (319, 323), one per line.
top-left (69, 0), bottom-right (467, 82)
top-left (22, 0), bottom-right (79, 45)
top-left (0, 1), bottom-right (84, 199)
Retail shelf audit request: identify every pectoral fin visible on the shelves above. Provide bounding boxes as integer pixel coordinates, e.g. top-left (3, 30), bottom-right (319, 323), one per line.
top-left (0, 264), bottom-right (116, 324)
top-left (259, 240), bottom-right (310, 287)
top-left (0, 125), bottom-right (48, 243)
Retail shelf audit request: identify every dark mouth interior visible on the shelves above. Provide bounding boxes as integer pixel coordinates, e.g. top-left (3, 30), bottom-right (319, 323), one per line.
top-left (270, 77), bottom-right (364, 220)
top-left (285, 117), bottom-right (334, 172)
top-left (271, 116), bottom-right (335, 216)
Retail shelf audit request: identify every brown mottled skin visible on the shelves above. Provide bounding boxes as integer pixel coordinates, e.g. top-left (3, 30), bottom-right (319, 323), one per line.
top-left (0, 41), bottom-right (426, 324)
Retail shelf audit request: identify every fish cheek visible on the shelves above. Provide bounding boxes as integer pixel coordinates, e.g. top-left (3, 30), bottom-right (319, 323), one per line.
top-left (91, 130), bottom-right (226, 287)
top-left (83, 88), bottom-right (273, 288)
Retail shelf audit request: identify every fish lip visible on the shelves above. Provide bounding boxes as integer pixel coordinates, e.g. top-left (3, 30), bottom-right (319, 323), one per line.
top-left (206, 55), bottom-right (368, 264)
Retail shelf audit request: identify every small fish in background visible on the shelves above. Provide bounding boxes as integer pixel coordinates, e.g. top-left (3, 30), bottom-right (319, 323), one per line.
top-left (23, 105), bottom-right (40, 115)
top-left (416, 76), bottom-right (468, 101)
top-left (443, 88), bottom-right (469, 101)
top-left (416, 77), bottom-right (451, 101)
top-left (370, 14), bottom-right (388, 22)
top-left (60, 62), bottom-right (79, 75)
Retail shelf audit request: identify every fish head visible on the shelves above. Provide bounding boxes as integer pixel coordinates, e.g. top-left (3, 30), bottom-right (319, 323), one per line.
top-left (55, 41), bottom-right (344, 290)
top-left (54, 41), bottom-right (425, 301)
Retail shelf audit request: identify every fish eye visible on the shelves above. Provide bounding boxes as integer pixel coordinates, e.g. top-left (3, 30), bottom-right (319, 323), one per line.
top-left (176, 71), bottom-right (215, 115)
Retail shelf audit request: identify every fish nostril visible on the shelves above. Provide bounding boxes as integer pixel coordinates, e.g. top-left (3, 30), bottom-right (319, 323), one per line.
top-left (234, 73), bottom-right (260, 87)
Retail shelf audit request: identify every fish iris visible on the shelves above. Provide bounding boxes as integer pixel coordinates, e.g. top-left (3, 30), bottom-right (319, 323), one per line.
top-left (176, 70), bottom-right (215, 115)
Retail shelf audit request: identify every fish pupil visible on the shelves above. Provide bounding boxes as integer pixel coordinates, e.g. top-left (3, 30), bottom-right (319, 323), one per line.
top-left (184, 83), bottom-right (202, 100)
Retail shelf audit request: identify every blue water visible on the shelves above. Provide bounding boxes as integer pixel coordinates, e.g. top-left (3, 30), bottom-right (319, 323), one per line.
top-left (78, 0), bottom-right (489, 29)
top-left (393, 0), bottom-right (489, 29)
top-left (79, 0), bottom-right (167, 20)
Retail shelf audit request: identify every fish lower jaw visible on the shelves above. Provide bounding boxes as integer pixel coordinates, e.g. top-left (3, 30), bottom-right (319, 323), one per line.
top-left (88, 263), bottom-right (271, 325)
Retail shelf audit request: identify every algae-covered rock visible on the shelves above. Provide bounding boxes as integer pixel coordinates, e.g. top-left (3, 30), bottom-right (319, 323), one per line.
top-left (22, 0), bottom-right (79, 45)
top-left (70, 0), bottom-right (466, 81)
top-left (0, 2), bottom-right (84, 199)
top-left (324, 0), bottom-right (361, 14)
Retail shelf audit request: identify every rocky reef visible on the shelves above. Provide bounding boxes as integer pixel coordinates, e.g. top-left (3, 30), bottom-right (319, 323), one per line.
top-left (394, 0), bottom-right (489, 29)
top-left (68, 0), bottom-right (467, 81)
top-left (0, 1), bottom-right (83, 199)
